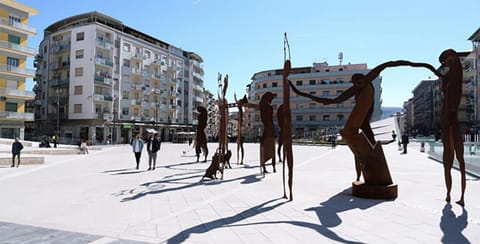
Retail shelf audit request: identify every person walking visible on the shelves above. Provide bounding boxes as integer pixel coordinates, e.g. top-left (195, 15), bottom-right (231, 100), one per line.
top-left (401, 133), bottom-right (409, 154)
top-left (146, 133), bottom-right (161, 170)
top-left (52, 134), bottom-right (58, 148)
top-left (11, 137), bottom-right (23, 167)
top-left (131, 134), bottom-right (144, 170)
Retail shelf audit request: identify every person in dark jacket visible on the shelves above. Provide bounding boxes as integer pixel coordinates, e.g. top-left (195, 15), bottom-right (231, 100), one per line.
top-left (146, 133), bottom-right (161, 170)
top-left (11, 137), bottom-right (24, 167)
top-left (401, 134), bottom-right (409, 154)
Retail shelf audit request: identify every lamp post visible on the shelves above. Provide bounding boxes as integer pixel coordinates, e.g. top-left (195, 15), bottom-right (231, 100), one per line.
top-left (56, 88), bottom-right (61, 138)
top-left (113, 95), bottom-right (117, 145)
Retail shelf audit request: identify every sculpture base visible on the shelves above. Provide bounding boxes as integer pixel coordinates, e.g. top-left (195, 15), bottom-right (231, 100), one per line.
top-left (352, 181), bottom-right (398, 199)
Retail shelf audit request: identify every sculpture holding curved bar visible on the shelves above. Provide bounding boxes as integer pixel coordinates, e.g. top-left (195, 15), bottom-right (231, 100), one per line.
top-left (235, 94), bottom-right (246, 165)
top-left (289, 60), bottom-right (439, 199)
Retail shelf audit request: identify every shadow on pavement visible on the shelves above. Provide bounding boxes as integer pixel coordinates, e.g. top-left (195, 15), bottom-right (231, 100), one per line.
top-left (440, 203), bottom-right (469, 243)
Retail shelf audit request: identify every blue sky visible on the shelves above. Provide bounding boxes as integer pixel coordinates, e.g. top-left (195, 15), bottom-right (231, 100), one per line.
top-left (20, 0), bottom-right (479, 107)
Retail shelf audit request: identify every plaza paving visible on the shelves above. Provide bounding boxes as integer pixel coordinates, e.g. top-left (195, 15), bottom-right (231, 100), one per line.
top-left (0, 117), bottom-right (479, 243)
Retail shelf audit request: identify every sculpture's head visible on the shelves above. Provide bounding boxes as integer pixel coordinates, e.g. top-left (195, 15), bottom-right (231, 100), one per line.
top-left (351, 73), bottom-right (367, 88)
top-left (439, 49), bottom-right (457, 65)
top-left (260, 92), bottom-right (273, 105)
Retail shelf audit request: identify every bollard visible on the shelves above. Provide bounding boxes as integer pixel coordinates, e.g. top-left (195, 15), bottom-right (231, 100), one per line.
top-left (420, 142), bottom-right (425, 152)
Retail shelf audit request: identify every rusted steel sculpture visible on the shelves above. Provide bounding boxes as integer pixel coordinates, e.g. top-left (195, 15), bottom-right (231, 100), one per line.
top-left (240, 93), bottom-right (276, 176)
top-left (282, 33), bottom-right (294, 200)
top-left (195, 106), bottom-right (209, 162)
top-left (277, 103), bottom-right (284, 163)
top-left (289, 60), bottom-right (438, 199)
top-left (235, 94), bottom-right (246, 165)
top-left (437, 49), bottom-right (466, 206)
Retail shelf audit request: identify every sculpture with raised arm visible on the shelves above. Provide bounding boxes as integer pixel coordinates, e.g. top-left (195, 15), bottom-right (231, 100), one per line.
top-left (195, 106), bottom-right (208, 162)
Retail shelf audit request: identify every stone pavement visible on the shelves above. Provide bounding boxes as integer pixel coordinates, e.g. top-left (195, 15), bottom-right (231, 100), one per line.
top-left (0, 117), bottom-right (479, 243)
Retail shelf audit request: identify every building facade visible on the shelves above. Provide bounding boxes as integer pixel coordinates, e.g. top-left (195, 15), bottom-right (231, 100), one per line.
top-left (32, 12), bottom-right (204, 144)
top-left (247, 62), bottom-right (382, 140)
top-left (0, 0), bottom-right (37, 139)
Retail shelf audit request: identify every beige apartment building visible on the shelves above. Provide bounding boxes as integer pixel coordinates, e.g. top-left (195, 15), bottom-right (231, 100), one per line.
top-left (0, 0), bottom-right (37, 139)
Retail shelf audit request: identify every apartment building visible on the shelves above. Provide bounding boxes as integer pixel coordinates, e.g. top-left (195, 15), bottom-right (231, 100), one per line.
top-left (247, 62), bottom-right (382, 139)
top-left (0, 0), bottom-right (37, 139)
top-left (32, 11), bottom-right (204, 144)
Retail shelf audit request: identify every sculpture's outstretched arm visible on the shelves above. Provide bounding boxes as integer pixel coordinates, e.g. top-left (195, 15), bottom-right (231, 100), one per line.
top-left (288, 80), bottom-right (332, 104)
top-left (366, 60), bottom-right (443, 81)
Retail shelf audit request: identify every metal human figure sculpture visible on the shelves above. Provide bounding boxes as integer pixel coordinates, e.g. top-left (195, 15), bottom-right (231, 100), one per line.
top-left (277, 103), bottom-right (284, 163)
top-left (437, 49), bottom-right (466, 206)
top-left (282, 57), bottom-right (294, 201)
top-left (289, 60), bottom-right (438, 199)
top-left (259, 92), bottom-right (277, 175)
top-left (195, 106), bottom-right (208, 162)
top-left (235, 94), bottom-right (246, 165)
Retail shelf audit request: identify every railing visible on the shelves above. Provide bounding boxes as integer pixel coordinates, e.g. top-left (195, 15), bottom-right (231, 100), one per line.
top-left (426, 141), bottom-right (480, 177)
top-left (0, 17), bottom-right (36, 34)
top-left (0, 88), bottom-right (35, 98)
top-left (50, 78), bottom-right (69, 86)
top-left (0, 64), bottom-right (35, 76)
top-left (94, 57), bottom-right (114, 67)
top-left (0, 111), bottom-right (34, 120)
top-left (0, 40), bottom-right (36, 54)
top-left (94, 75), bottom-right (113, 85)
top-left (96, 39), bottom-right (114, 49)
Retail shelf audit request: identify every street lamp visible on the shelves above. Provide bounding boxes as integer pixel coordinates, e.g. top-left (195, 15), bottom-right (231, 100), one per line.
top-left (113, 95), bottom-right (117, 145)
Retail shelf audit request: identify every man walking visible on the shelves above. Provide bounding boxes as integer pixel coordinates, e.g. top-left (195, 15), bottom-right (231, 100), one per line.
top-left (11, 137), bottom-right (23, 167)
top-left (146, 133), bottom-right (161, 170)
top-left (131, 134), bottom-right (144, 170)
top-left (401, 133), bottom-right (409, 154)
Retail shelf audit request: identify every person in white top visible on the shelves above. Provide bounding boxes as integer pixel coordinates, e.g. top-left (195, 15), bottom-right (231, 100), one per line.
top-left (131, 134), bottom-right (144, 170)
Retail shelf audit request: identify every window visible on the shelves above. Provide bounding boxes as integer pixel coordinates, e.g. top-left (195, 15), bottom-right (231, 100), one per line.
top-left (323, 115), bottom-right (330, 121)
top-left (272, 93), bottom-right (278, 98)
top-left (272, 82), bottom-right (278, 87)
top-left (309, 91), bottom-right (316, 95)
top-left (76, 32), bottom-right (84, 41)
top-left (74, 104), bottom-right (82, 113)
top-left (122, 107), bottom-right (129, 116)
top-left (8, 35), bottom-right (20, 44)
top-left (75, 49), bottom-right (84, 59)
top-left (309, 80), bottom-right (316, 85)
top-left (5, 102), bottom-right (17, 112)
top-left (322, 91), bottom-right (329, 96)
top-left (123, 43), bottom-right (131, 52)
top-left (296, 80), bottom-right (303, 86)
top-left (122, 91), bottom-right (129, 99)
top-left (262, 83), bottom-right (267, 88)
top-left (74, 85), bottom-right (83, 95)
top-left (321, 79), bottom-right (329, 84)
top-left (337, 114), bottom-right (344, 121)
top-left (337, 90), bottom-right (343, 95)
top-left (75, 67), bottom-right (83, 77)
top-left (309, 103), bottom-right (316, 109)
top-left (309, 115), bottom-right (316, 121)
top-left (145, 50), bottom-right (151, 59)
top-left (7, 57), bottom-right (19, 67)
top-left (296, 115), bottom-right (303, 121)
top-left (123, 59), bottom-right (130, 68)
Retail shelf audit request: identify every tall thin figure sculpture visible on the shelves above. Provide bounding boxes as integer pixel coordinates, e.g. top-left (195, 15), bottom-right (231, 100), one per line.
top-left (259, 92), bottom-right (276, 175)
top-left (438, 49), bottom-right (466, 207)
top-left (195, 106), bottom-right (208, 162)
top-left (235, 94), bottom-right (246, 165)
top-left (277, 104), bottom-right (284, 163)
top-left (282, 33), bottom-right (294, 200)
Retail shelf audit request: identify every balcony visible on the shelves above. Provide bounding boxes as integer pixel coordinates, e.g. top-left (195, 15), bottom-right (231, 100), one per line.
top-left (94, 57), bottom-right (114, 67)
top-left (0, 64), bottom-right (35, 78)
top-left (94, 75), bottom-right (113, 86)
top-left (0, 111), bottom-right (34, 121)
top-left (131, 99), bottom-right (142, 106)
top-left (0, 40), bottom-right (36, 56)
top-left (0, 17), bottom-right (36, 35)
top-left (49, 61), bottom-right (70, 70)
top-left (0, 88), bottom-right (35, 99)
top-left (50, 42), bottom-right (70, 54)
top-left (93, 94), bottom-right (113, 102)
top-left (50, 78), bottom-right (69, 86)
top-left (96, 38), bottom-right (114, 49)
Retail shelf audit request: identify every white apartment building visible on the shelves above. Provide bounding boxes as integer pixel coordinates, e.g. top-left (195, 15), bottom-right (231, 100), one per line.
top-left (33, 12), bottom-right (204, 144)
top-left (247, 62), bottom-right (382, 140)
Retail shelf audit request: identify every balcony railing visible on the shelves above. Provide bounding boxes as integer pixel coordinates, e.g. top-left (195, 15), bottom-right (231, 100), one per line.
top-left (94, 57), bottom-right (114, 67)
top-left (0, 111), bottom-right (34, 120)
top-left (0, 88), bottom-right (35, 98)
top-left (50, 78), bottom-right (69, 86)
top-left (94, 75), bottom-right (113, 86)
top-left (0, 17), bottom-right (36, 34)
top-left (0, 64), bottom-right (35, 77)
top-left (0, 40), bottom-right (36, 55)
top-left (96, 39), bottom-right (114, 49)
